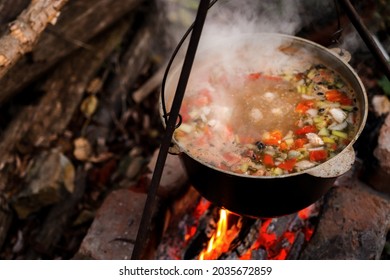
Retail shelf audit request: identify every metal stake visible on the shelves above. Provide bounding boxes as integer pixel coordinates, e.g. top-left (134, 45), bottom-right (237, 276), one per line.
top-left (339, 0), bottom-right (390, 80)
top-left (131, 0), bottom-right (211, 260)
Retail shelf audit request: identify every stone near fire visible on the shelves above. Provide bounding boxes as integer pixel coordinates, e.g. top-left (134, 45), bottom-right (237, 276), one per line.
top-left (370, 112), bottom-right (390, 194)
top-left (374, 113), bottom-right (390, 172)
top-left (75, 188), bottom-right (147, 260)
top-left (146, 148), bottom-right (188, 199)
top-left (372, 95), bottom-right (390, 116)
top-left (300, 175), bottom-right (390, 260)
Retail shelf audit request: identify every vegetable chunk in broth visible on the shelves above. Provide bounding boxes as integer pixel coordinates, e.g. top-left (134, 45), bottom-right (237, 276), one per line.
top-left (174, 63), bottom-right (359, 177)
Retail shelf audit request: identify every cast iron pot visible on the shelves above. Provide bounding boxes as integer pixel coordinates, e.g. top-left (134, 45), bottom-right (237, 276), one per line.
top-left (161, 33), bottom-right (368, 218)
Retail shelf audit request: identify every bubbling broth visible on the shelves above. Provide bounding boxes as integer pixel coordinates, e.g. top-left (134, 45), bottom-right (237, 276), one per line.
top-left (173, 62), bottom-right (359, 177)
top-left (229, 76), bottom-right (300, 138)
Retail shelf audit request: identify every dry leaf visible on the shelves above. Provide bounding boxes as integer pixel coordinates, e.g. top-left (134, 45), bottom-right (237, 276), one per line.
top-left (73, 137), bottom-right (92, 161)
top-left (80, 95), bottom-right (98, 118)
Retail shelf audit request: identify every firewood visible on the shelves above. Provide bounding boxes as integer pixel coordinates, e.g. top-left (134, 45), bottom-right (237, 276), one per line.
top-left (0, 19), bottom-right (131, 252)
top-left (0, 0), bottom-right (144, 104)
top-left (0, 0), bottom-right (69, 80)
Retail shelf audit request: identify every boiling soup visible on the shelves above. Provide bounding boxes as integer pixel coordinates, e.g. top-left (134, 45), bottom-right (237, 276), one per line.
top-left (174, 63), bottom-right (358, 176)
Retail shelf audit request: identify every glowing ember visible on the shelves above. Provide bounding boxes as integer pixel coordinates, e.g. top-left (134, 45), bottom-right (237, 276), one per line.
top-left (182, 198), bottom-right (319, 260)
top-left (185, 199), bottom-right (211, 242)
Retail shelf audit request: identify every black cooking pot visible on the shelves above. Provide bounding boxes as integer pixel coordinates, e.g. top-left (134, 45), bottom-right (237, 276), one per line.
top-left (161, 33), bottom-right (367, 218)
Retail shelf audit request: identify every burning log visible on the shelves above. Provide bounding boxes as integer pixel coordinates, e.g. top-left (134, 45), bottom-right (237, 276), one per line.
top-left (218, 218), bottom-right (262, 260)
top-left (286, 230), bottom-right (305, 260)
top-left (184, 205), bottom-right (220, 260)
top-left (157, 187), bottom-right (320, 261)
top-left (155, 187), bottom-right (204, 260)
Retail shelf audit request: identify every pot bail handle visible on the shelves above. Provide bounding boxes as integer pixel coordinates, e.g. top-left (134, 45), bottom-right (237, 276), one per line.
top-left (307, 146), bottom-right (355, 178)
top-left (160, 0), bottom-right (219, 127)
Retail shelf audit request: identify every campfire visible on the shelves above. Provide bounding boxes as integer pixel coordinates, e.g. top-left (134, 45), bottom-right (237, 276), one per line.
top-left (156, 191), bottom-right (320, 260)
top-left (1, 0), bottom-right (389, 261)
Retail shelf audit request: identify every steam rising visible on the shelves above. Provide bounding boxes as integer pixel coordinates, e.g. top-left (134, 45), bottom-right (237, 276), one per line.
top-left (201, 0), bottom-right (304, 40)
top-left (160, 1), bottom-right (363, 174)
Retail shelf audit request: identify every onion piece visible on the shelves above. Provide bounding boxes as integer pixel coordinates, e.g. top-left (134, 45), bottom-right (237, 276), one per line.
top-left (328, 121), bottom-right (348, 131)
top-left (288, 150), bottom-right (301, 159)
top-left (306, 133), bottom-right (324, 146)
top-left (306, 108), bottom-right (318, 117)
top-left (295, 160), bottom-right (316, 170)
top-left (283, 130), bottom-right (294, 140)
top-left (307, 146), bottom-right (325, 151)
top-left (329, 108), bottom-right (347, 123)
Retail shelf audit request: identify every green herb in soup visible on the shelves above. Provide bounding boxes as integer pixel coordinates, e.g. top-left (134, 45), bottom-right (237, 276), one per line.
top-left (174, 64), bottom-right (358, 176)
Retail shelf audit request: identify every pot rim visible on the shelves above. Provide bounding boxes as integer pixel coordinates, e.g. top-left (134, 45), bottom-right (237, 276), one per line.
top-left (161, 32), bottom-right (368, 179)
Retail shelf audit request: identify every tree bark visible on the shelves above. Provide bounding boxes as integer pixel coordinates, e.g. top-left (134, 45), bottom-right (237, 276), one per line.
top-left (0, 0), bottom-right (69, 79)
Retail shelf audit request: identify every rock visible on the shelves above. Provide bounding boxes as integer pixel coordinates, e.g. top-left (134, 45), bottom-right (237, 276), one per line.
top-left (75, 189), bottom-right (147, 260)
top-left (372, 95), bottom-right (390, 116)
top-left (11, 150), bottom-right (75, 219)
top-left (374, 113), bottom-right (390, 172)
top-left (369, 113), bottom-right (390, 194)
top-left (146, 149), bottom-right (188, 199)
top-left (300, 178), bottom-right (390, 260)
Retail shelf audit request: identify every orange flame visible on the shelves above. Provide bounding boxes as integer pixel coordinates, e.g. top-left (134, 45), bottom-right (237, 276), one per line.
top-left (191, 203), bottom-right (318, 260)
top-left (199, 209), bottom-right (233, 260)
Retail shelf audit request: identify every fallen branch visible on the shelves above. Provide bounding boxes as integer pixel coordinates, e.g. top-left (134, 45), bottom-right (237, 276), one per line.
top-left (0, 0), bottom-right (68, 79)
top-left (133, 65), bottom-right (166, 104)
top-left (0, 0), bottom-right (144, 104)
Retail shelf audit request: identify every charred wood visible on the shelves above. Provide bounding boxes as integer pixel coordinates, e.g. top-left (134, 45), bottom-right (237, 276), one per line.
top-left (155, 187), bottom-right (202, 260)
top-left (286, 231), bottom-right (305, 260)
top-left (183, 205), bottom-right (219, 260)
top-left (218, 218), bottom-right (261, 260)
top-left (251, 248), bottom-right (267, 260)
